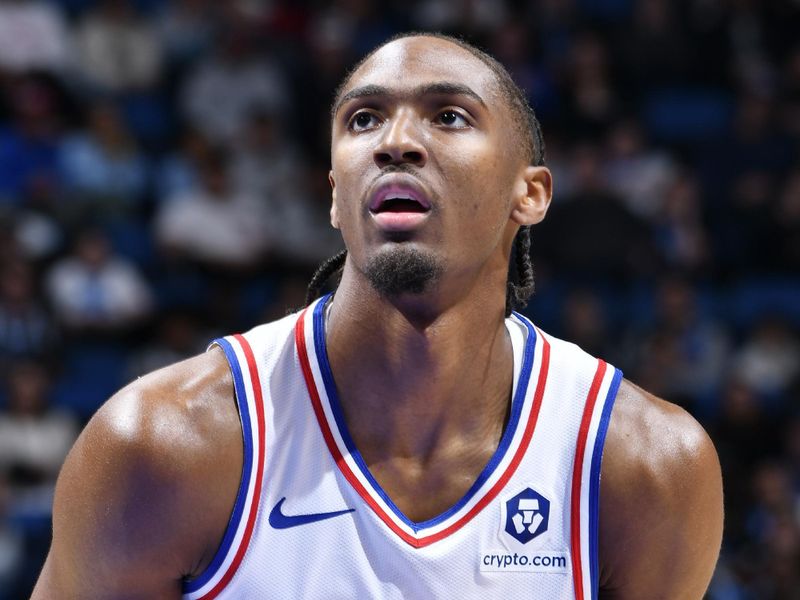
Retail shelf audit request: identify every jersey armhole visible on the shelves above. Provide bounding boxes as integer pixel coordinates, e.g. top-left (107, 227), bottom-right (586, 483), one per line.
top-left (588, 367), bottom-right (623, 597)
top-left (182, 337), bottom-right (256, 599)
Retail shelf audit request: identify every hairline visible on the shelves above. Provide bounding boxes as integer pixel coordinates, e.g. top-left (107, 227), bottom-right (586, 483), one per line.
top-left (330, 32), bottom-right (539, 166)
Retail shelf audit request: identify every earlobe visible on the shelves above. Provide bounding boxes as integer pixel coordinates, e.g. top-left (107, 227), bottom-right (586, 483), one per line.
top-left (330, 201), bottom-right (340, 229)
top-left (329, 171), bottom-right (340, 229)
top-left (510, 166), bottom-right (553, 226)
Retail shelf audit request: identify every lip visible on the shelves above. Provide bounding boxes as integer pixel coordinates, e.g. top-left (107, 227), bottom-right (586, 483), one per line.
top-left (367, 176), bottom-right (433, 213)
top-left (371, 210), bottom-right (430, 232)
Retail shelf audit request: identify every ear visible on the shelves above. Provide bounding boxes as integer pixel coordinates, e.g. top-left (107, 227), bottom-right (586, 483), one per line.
top-left (510, 166), bottom-right (553, 226)
top-left (329, 170), bottom-right (340, 229)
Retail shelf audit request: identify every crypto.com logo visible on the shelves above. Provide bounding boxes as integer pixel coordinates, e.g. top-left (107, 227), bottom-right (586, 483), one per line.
top-left (504, 488), bottom-right (550, 544)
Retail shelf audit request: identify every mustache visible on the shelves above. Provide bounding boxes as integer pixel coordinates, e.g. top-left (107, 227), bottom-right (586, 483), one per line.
top-left (370, 164), bottom-right (420, 184)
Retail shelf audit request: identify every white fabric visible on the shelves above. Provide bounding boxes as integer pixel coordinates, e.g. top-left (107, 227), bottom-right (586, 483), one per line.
top-left (183, 299), bottom-right (620, 599)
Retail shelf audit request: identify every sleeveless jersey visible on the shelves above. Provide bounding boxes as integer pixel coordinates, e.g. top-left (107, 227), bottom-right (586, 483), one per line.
top-left (182, 295), bottom-right (622, 600)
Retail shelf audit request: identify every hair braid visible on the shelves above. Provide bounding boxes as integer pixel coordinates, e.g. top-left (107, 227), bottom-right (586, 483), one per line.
top-left (305, 249), bottom-right (347, 305)
top-left (505, 226), bottom-right (534, 317)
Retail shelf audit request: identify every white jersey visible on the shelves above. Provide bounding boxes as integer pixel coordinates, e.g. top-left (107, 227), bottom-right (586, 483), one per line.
top-left (182, 295), bottom-right (622, 600)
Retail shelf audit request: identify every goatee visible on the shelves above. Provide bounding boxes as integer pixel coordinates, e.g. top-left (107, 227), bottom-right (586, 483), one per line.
top-left (364, 247), bottom-right (443, 297)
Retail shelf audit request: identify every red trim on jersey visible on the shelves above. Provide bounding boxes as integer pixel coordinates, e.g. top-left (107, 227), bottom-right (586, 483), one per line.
top-left (296, 309), bottom-right (552, 548)
top-left (570, 359), bottom-right (607, 600)
top-left (198, 334), bottom-right (267, 600)
top-left (295, 309), bottom-right (410, 543)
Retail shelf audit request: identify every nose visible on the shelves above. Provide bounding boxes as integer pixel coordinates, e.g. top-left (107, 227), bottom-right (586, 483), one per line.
top-left (373, 110), bottom-right (428, 168)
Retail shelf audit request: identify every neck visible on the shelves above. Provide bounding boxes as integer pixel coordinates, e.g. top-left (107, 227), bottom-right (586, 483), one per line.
top-left (324, 265), bottom-right (514, 464)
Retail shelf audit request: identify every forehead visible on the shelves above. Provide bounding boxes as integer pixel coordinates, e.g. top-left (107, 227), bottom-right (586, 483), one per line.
top-left (342, 37), bottom-right (501, 101)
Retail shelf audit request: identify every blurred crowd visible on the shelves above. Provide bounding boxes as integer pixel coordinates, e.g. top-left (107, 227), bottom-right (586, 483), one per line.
top-left (0, 0), bottom-right (797, 598)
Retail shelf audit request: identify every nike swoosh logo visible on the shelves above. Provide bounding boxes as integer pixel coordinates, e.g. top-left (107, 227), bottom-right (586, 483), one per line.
top-left (268, 497), bottom-right (355, 529)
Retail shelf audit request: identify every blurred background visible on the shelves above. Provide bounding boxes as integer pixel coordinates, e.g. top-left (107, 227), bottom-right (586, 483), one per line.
top-left (0, 0), bottom-right (797, 598)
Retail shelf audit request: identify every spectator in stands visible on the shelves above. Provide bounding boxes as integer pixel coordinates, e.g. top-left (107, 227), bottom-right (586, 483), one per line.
top-left (559, 289), bottom-right (610, 359)
top-left (626, 277), bottom-right (730, 408)
top-left (154, 127), bottom-right (212, 201)
top-left (0, 258), bottom-right (57, 362)
top-left (732, 317), bottom-right (800, 399)
top-left (126, 310), bottom-right (205, 379)
top-left (743, 461), bottom-right (800, 599)
top-left (155, 146), bottom-right (269, 270)
top-left (230, 110), bottom-right (341, 266)
top-left (155, 0), bottom-right (214, 70)
top-left (536, 142), bottom-right (657, 281)
top-left (604, 119), bottom-right (676, 220)
top-left (44, 228), bottom-right (153, 332)
top-left (0, 78), bottom-right (62, 207)
top-left (230, 109), bottom-right (303, 202)
top-left (179, 27), bottom-right (288, 142)
top-left (700, 92), bottom-right (795, 203)
top-left (655, 174), bottom-right (712, 273)
top-left (74, 0), bottom-right (164, 92)
top-left (712, 379), bottom-right (782, 551)
top-left (559, 32), bottom-right (619, 138)
top-left (59, 101), bottom-right (149, 215)
top-left (0, 0), bottom-right (72, 76)
top-left (0, 361), bottom-right (78, 511)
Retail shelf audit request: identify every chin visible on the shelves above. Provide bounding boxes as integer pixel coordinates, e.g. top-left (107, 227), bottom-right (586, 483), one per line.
top-left (364, 246), bottom-right (443, 297)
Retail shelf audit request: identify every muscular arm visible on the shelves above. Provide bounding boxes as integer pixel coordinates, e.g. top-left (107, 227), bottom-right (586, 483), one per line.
top-left (32, 349), bottom-right (242, 599)
top-left (599, 380), bottom-right (723, 600)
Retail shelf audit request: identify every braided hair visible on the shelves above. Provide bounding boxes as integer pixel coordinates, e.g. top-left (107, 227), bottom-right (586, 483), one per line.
top-left (308, 32), bottom-right (546, 317)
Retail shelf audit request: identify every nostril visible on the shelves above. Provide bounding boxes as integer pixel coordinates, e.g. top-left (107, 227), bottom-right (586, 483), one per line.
top-left (374, 152), bottom-right (392, 165)
top-left (403, 151), bottom-right (424, 164)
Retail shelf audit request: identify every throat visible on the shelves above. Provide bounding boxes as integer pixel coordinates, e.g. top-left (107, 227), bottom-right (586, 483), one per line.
top-left (320, 292), bottom-right (523, 522)
top-left (363, 423), bottom-right (509, 523)
top-left (343, 379), bottom-right (514, 523)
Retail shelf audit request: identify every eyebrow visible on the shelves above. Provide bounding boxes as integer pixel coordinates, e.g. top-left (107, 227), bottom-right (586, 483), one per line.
top-left (332, 82), bottom-right (487, 117)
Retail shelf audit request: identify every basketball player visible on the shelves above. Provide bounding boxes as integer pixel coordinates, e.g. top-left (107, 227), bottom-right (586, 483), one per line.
top-left (32, 33), bottom-right (723, 599)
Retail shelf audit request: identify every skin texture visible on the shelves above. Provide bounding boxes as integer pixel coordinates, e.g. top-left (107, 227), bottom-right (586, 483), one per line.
top-left (32, 36), bottom-right (723, 599)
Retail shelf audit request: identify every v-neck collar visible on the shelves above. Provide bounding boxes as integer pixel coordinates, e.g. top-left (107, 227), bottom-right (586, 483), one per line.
top-left (295, 294), bottom-right (551, 548)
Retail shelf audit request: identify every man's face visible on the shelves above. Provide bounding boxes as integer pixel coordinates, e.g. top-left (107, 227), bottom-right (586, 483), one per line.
top-left (330, 36), bottom-right (536, 299)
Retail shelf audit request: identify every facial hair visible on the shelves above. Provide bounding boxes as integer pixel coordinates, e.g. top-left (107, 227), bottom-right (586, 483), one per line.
top-left (364, 246), bottom-right (443, 297)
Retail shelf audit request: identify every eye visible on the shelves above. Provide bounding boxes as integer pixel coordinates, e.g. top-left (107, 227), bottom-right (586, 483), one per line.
top-left (436, 110), bottom-right (469, 129)
top-left (349, 111), bottom-right (381, 132)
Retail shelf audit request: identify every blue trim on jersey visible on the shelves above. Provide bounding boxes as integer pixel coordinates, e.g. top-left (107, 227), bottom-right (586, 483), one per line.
top-left (183, 337), bottom-right (255, 593)
top-left (311, 296), bottom-right (537, 532)
top-left (587, 367), bottom-right (622, 600)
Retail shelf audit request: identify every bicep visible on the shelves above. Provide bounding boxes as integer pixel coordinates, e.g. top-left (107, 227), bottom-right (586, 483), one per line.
top-left (599, 386), bottom-right (724, 599)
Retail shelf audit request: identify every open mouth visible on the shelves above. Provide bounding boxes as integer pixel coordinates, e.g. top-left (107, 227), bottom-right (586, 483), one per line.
top-left (368, 182), bottom-right (432, 232)
top-left (374, 197), bottom-right (429, 213)
top-left (369, 184), bottom-right (432, 214)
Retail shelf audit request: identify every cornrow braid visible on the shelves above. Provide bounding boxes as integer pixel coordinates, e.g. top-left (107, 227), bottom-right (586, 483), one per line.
top-left (505, 226), bottom-right (534, 317)
top-left (305, 249), bottom-right (347, 306)
top-left (507, 111), bottom-right (544, 316)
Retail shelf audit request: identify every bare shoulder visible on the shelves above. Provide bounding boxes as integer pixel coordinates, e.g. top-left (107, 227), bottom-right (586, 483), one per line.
top-left (33, 348), bottom-right (242, 599)
top-left (598, 379), bottom-right (723, 600)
